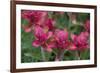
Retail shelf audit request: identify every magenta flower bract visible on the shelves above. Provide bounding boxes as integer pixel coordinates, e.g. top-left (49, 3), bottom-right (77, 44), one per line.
top-left (54, 29), bottom-right (69, 49)
top-left (32, 26), bottom-right (47, 46)
top-left (84, 20), bottom-right (90, 33)
top-left (21, 10), bottom-right (48, 32)
top-left (32, 26), bottom-right (53, 52)
top-left (70, 32), bottom-right (89, 51)
top-left (45, 18), bottom-right (55, 31)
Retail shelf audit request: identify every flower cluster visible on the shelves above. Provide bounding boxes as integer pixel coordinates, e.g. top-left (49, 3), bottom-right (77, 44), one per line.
top-left (21, 10), bottom-right (90, 61)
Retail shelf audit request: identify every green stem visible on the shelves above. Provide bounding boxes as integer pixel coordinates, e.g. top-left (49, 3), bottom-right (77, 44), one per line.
top-left (75, 51), bottom-right (80, 60)
top-left (41, 47), bottom-right (46, 61)
top-left (55, 49), bottom-right (66, 61)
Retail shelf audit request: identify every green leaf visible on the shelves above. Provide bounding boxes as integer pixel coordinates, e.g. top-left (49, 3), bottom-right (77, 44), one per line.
top-left (63, 51), bottom-right (76, 60)
top-left (21, 19), bottom-right (29, 25)
top-left (77, 13), bottom-right (90, 23)
top-left (69, 24), bottom-right (85, 34)
top-left (80, 49), bottom-right (90, 60)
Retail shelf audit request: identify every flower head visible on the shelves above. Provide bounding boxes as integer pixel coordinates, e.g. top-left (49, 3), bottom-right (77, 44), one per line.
top-left (45, 18), bottom-right (55, 31)
top-left (69, 32), bottom-right (89, 51)
top-left (21, 10), bottom-right (48, 32)
top-left (32, 26), bottom-right (53, 52)
top-left (33, 26), bottom-right (48, 45)
top-left (54, 29), bottom-right (69, 49)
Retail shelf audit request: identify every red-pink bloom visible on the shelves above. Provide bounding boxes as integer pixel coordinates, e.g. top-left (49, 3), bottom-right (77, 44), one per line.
top-left (32, 26), bottom-right (47, 46)
top-left (21, 10), bottom-right (34, 32)
top-left (22, 10), bottom-right (47, 25)
top-left (45, 18), bottom-right (56, 30)
top-left (21, 10), bottom-right (48, 32)
top-left (32, 26), bottom-right (53, 52)
top-left (54, 29), bottom-right (69, 49)
top-left (21, 11), bottom-right (34, 23)
top-left (70, 32), bottom-right (89, 51)
top-left (33, 11), bottom-right (48, 26)
top-left (84, 20), bottom-right (90, 33)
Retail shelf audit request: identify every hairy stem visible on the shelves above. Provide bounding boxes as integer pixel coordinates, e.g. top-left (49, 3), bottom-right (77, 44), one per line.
top-left (75, 51), bottom-right (80, 60)
top-left (41, 47), bottom-right (46, 61)
top-left (55, 49), bottom-right (65, 61)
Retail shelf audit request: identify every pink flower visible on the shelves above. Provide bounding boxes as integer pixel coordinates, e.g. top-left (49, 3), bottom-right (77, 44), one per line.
top-left (33, 11), bottom-right (48, 26)
top-left (21, 10), bottom-right (47, 25)
top-left (21, 10), bottom-right (48, 32)
top-left (21, 10), bottom-right (36, 24)
top-left (32, 26), bottom-right (53, 52)
top-left (33, 26), bottom-right (48, 45)
top-left (69, 32), bottom-right (89, 51)
top-left (45, 18), bottom-right (55, 30)
top-left (54, 29), bottom-right (69, 49)
top-left (84, 20), bottom-right (90, 33)
top-left (21, 10), bottom-right (34, 32)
